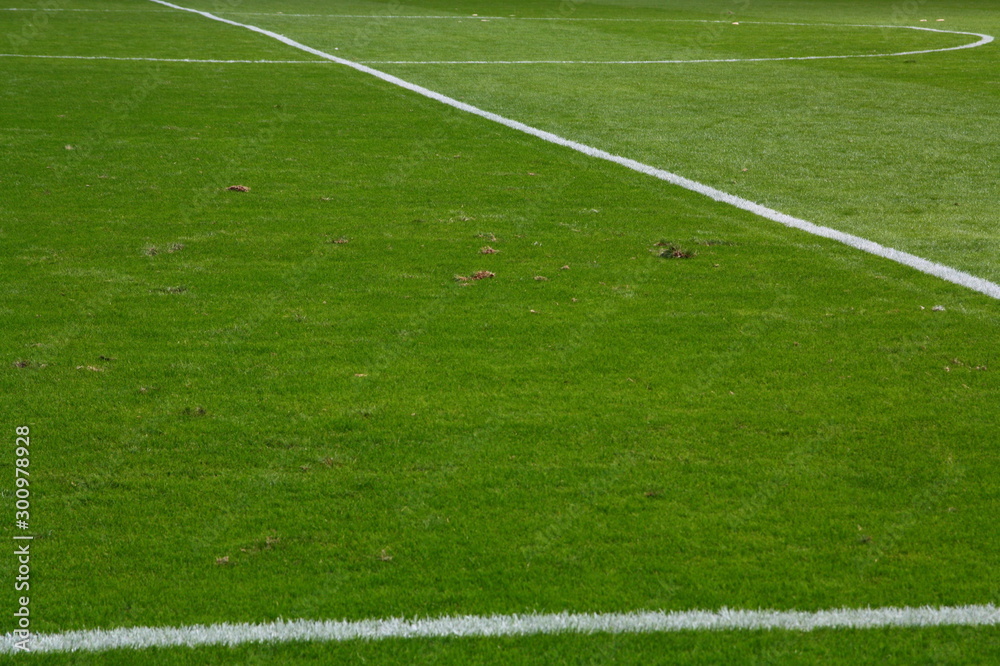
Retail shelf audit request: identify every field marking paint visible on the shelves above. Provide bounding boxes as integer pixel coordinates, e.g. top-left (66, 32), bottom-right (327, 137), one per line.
top-left (0, 7), bottom-right (166, 11)
top-left (143, 0), bottom-right (1000, 300)
top-left (233, 13), bottom-right (510, 19)
top-left (0, 53), bottom-right (325, 64)
top-left (3, 605), bottom-right (999, 653)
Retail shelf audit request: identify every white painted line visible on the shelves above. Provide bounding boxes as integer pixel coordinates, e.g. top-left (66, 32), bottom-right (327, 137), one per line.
top-left (219, 14), bottom-right (750, 20)
top-left (218, 14), bottom-right (755, 21)
top-left (3, 605), bottom-right (998, 653)
top-left (144, 0), bottom-right (1000, 299)
top-left (0, 7), bottom-right (166, 11)
top-left (230, 13), bottom-right (509, 19)
top-left (0, 53), bottom-right (326, 64)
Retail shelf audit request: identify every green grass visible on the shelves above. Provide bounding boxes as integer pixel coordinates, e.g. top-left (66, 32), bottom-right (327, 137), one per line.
top-left (1, 0), bottom-right (999, 662)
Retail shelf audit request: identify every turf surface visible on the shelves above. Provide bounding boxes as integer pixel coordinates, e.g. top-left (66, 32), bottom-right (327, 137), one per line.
top-left (1, 0), bottom-right (998, 662)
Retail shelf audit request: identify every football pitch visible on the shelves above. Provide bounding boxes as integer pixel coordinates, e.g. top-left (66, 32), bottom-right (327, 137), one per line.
top-left (2, 0), bottom-right (999, 661)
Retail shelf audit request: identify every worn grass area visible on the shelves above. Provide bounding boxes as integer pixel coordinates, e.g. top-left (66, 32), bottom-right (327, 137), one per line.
top-left (1, 0), bottom-right (998, 662)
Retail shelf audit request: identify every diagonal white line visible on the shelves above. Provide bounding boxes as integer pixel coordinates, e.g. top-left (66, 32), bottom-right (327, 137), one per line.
top-left (142, 0), bottom-right (1000, 299)
top-left (2, 605), bottom-right (998, 653)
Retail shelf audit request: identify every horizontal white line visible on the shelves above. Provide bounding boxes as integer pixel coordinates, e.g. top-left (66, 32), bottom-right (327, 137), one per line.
top-left (0, 7), bottom-right (164, 11)
top-left (3, 605), bottom-right (998, 653)
top-left (147, 0), bottom-right (1000, 300)
top-left (229, 13), bottom-right (508, 19)
top-left (217, 14), bottom-right (804, 22)
top-left (0, 53), bottom-right (326, 64)
top-left (222, 14), bottom-right (733, 21)
top-left (211, 14), bottom-right (954, 26)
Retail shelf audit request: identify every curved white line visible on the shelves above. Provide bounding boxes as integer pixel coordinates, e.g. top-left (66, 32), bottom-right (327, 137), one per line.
top-left (363, 26), bottom-right (993, 64)
top-left (3, 605), bottom-right (998, 653)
